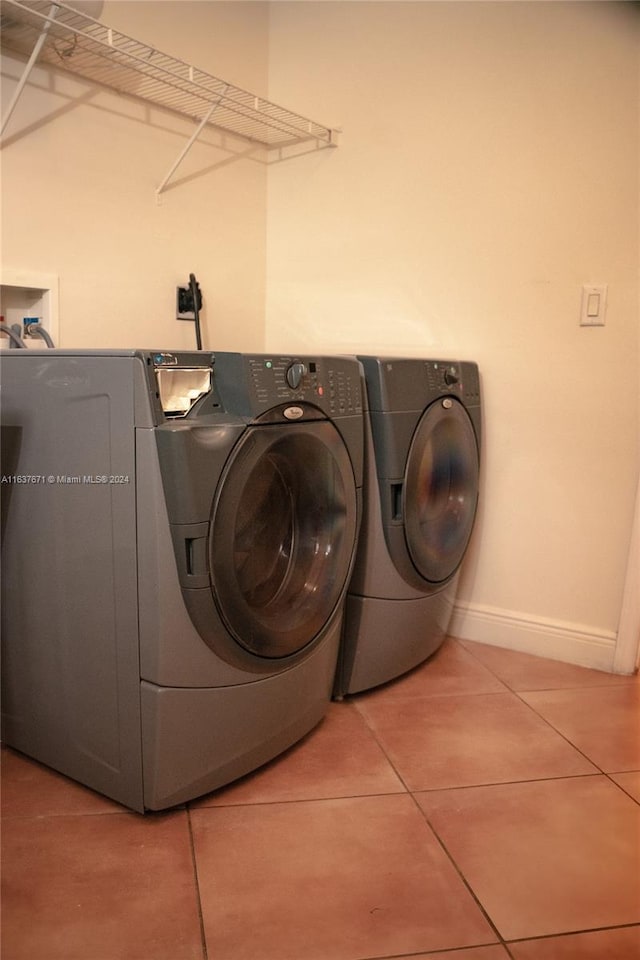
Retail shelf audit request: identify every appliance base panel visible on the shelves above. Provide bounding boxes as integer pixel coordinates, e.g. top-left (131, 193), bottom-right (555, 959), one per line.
top-left (141, 627), bottom-right (339, 810)
top-left (338, 590), bottom-right (455, 696)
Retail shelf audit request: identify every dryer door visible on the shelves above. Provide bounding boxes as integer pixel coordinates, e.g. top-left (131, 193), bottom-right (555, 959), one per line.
top-left (404, 397), bottom-right (479, 584)
top-left (210, 420), bottom-right (358, 658)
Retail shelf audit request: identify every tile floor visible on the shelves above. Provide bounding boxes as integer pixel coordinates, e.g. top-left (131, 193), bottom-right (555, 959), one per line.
top-left (2, 638), bottom-right (640, 960)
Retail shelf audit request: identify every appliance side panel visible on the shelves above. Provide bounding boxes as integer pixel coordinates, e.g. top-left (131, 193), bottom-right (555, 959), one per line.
top-left (1, 355), bottom-right (144, 811)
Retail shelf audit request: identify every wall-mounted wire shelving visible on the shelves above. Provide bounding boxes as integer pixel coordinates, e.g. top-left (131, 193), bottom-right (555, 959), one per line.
top-left (0, 0), bottom-right (338, 194)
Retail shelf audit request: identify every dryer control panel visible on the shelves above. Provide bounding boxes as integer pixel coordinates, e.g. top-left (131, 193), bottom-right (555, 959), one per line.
top-left (359, 356), bottom-right (480, 412)
top-left (424, 361), bottom-right (481, 407)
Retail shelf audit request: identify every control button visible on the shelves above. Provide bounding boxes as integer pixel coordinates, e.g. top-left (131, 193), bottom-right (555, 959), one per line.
top-left (286, 361), bottom-right (307, 390)
top-left (444, 368), bottom-right (459, 386)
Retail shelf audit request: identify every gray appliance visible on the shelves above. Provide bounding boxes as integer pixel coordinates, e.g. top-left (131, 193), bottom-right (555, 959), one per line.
top-left (336, 356), bottom-right (481, 696)
top-left (1, 349), bottom-right (363, 811)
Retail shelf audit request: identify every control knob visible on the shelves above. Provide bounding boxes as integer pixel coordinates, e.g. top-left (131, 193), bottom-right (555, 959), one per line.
top-left (286, 361), bottom-right (307, 390)
top-left (444, 367), bottom-right (459, 386)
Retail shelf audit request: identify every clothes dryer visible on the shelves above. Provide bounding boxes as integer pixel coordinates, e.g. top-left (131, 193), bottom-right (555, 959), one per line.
top-left (1, 349), bottom-right (363, 811)
top-left (336, 357), bottom-right (480, 696)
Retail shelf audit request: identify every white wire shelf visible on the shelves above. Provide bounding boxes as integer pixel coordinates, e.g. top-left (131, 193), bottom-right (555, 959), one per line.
top-left (0, 0), bottom-right (337, 151)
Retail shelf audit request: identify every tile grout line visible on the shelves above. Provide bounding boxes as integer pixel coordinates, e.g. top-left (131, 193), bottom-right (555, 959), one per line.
top-left (603, 774), bottom-right (640, 806)
top-left (192, 789), bottom-right (411, 813)
top-left (188, 770), bottom-right (632, 818)
top-left (451, 639), bottom-right (637, 785)
top-left (508, 687), bottom-right (614, 776)
top-left (413, 771), bottom-right (605, 793)
top-left (347, 698), bottom-right (414, 795)
top-left (408, 790), bottom-right (513, 956)
top-left (352, 943), bottom-right (516, 960)
top-left (346, 674), bottom-right (634, 814)
top-left (347, 671), bottom-right (615, 799)
top-left (186, 807), bottom-right (209, 960)
top-left (505, 920), bottom-right (640, 946)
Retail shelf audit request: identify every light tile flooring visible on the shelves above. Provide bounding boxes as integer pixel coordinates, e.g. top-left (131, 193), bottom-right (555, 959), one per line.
top-left (2, 638), bottom-right (639, 960)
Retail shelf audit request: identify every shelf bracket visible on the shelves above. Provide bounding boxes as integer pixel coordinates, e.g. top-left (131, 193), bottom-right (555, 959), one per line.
top-left (1, 1), bottom-right (60, 137)
top-left (155, 91), bottom-right (227, 200)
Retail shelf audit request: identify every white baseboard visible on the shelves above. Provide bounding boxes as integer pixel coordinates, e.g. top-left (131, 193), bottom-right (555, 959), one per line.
top-left (449, 602), bottom-right (618, 673)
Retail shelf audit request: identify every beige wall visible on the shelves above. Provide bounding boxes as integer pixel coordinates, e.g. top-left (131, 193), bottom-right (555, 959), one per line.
top-left (266, 1), bottom-right (640, 668)
top-left (1, 1), bottom-right (268, 351)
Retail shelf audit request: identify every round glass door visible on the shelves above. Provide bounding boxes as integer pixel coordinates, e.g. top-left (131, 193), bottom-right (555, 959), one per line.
top-left (404, 398), bottom-right (479, 584)
top-left (210, 421), bottom-right (357, 658)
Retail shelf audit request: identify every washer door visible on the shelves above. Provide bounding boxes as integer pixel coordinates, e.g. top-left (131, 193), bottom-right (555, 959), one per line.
top-left (404, 398), bottom-right (479, 584)
top-left (210, 421), bottom-right (358, 658)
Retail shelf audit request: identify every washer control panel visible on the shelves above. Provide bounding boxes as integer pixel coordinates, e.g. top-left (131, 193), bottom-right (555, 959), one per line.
top-left (245, 355), bottom-right (363, 417)
top-left (144, 352), bottom-right (363, 421)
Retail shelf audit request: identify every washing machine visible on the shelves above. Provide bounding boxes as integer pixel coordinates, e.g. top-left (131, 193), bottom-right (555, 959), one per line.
top-left (0, 349), bottom-right (363, 811)
top-left (335, 356), bottom-right (481, 696)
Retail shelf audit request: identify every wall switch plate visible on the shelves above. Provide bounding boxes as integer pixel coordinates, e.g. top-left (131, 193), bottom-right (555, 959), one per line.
top-left (580, 284), bottom-right (607, 326)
